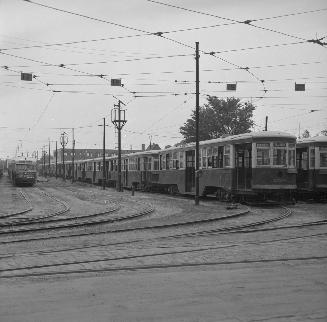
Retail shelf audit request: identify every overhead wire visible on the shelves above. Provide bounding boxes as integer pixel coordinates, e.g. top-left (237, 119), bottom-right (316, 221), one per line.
top-left (145, 0), bottom-right (327, 45)
top-left (30, 92), bottom-right (56, 130)
top-left (18, 0), bottom-right (266, 92)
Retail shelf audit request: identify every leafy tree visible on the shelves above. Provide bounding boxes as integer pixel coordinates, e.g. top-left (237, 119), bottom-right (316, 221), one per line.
top-left (301, 129), bottom-right (310, 138)
top-left (179, 96), bottom-right (255, 143)
top-left (146, 143), bottom-right (161, 151)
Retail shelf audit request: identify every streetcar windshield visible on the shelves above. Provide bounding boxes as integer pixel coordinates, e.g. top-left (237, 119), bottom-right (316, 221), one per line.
top-left (16, 164), bottom-right (36, 171)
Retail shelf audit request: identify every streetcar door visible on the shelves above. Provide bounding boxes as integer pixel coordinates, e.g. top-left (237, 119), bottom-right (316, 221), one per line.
top-left (185, 150), bottom-right (195, 192)
top-left (235, 144), bottom-right (252, 190)
top-left (296, 148), bottom-right (309, 188)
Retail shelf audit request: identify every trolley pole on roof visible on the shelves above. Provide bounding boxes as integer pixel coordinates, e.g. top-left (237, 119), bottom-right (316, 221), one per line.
top-left (111, 100), bottom-right (127, 192)
top-left (195, 41), bottom-right (200, 206)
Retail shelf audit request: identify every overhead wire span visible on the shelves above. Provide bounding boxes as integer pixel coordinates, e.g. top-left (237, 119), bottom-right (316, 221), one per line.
top-left (0, 52), bottom-right (128, 102)
top-left (145, 0), bottom-right (326, 45)
top-left (19, 0), bottom-right (266, 94)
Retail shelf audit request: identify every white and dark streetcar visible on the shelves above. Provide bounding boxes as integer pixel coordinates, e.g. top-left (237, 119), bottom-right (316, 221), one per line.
top-left (296, 136), bottom-right (327, 199)
top-left (8, 158), bottom-right (37, 186)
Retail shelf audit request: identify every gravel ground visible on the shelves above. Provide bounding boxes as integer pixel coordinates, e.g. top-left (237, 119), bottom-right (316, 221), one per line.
top-left (0, 175), bottom-right (326, 322)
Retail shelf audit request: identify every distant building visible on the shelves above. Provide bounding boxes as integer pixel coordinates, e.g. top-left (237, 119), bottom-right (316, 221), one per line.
top-left (53, 148), bottom-right (142, 163)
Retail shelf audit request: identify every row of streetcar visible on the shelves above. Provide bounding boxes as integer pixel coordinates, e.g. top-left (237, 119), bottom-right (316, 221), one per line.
top-left (47, 131), bottom-right (327, 201)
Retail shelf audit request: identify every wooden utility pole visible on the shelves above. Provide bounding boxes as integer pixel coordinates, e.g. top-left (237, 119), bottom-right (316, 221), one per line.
top-left (195, 41), bottom-right (200, 206)
top-left (102, 118), bottom-right (106, 190)
top-left (71, 128), bottom-right (75, 183)
top-left (55, 141), bottom-right (58, 179)
top-left (48, 139), bottom-right (50, 177)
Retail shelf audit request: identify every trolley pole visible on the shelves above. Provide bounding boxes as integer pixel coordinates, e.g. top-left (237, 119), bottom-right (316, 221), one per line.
top-left (195, 41), bottom-right (200, 206)
top-left (111, 100), bottom-right (127, 192)
top-left (102, 118), bottom-right (106, 190)
top-left (55, 141), bottom-right (58, 179)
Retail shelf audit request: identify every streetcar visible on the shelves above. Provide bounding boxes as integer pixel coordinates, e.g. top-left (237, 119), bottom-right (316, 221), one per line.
top-left (8, 158), bottom-right (37, 186)
top-left (296, 136), bottom-right (327, 199)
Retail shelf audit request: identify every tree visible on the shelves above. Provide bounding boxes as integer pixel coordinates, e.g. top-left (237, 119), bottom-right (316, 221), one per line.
top-left (301, 129), bottom-right (310, 138)
top-left (179, 96), bottom-right (255, 143)
top-left (146, 143), bottom-right (161, 151)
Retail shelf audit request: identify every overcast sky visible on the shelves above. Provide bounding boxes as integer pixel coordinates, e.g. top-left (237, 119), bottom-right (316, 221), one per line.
top-left (1, 0), bottom-right (326, 158)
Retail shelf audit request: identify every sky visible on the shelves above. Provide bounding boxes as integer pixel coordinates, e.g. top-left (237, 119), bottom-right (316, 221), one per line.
top-left (0, 0), bottom-right (326, 159)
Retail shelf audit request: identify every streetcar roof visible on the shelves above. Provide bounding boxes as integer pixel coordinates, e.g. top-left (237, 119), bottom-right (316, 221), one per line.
top-left (297, 136), bottom-right (327, 145)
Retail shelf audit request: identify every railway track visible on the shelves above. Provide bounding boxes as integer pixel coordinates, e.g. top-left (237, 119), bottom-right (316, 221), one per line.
top-left (0, 189), bottom-right (33, 219)
top-left (0, 205), bottom-right (285, 245)
top-left (0, 187), bottom-right (70, 225)
top-left (1, 255), bottom-right (326, 279)
top-left (0, 204), bottom-right (155, 234)
top-left (1, 231), bottom-right (326, 279)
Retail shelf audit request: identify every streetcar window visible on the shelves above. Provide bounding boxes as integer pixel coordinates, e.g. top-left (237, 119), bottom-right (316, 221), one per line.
top-left (288, 143), bottom-right (295, 168)
top-left (273, 142), bottom-right (287, 166)
top-left (217, 146), bottom-right (223, 168)
top-left (201, 148), bottom-right (207, 168)
top-left (172, 151), bottom-right (179, 169)
top-left (166, 154), bottom-right (170, 170)
top-left (179, 151), bottom-right (184, 169)
top-left (320, 147), bottom-right (327, 168)
top-left (288, 149), bottom-right (295, 167)
top-left (153, 156), bottom-right (159, 170)
top-left (207, 147), bottom-right (213, 168)
top-left (256, 143), bottom-right (270, 166)
top-left (161, 155), bottom-right (166, 170)
top-left (16, 164), bottom-right (35, 170)
top-left (224, 145), bottom-right (230, 167)
top-left (310, 148), bottom-right (315, 168)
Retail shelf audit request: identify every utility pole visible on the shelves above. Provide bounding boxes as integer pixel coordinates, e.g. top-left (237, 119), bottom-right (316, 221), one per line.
top-left (48, 139), bottom-right (51, 177)
top-left (55, 141), bottom-right (58, 179)
top-left (71, 128), bottom-right (75, 183)
top-left (42, 148), bottom-right (46, 177)
top-left (265, 116), bottom-right (268, 131)
top-left (60, 132), bottom-right (68, 181)
top-left (195, 41), bottom-right (200, 206)
top-left (111, 100), bottom-right (127, 192)
top-left (102, 118), bottom-right (106, 190)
